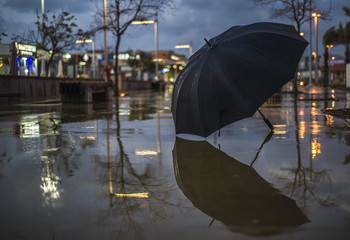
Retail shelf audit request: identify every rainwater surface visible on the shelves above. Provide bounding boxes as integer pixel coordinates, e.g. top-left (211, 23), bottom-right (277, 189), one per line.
top-left (0, 86), bottom-right (349, 240)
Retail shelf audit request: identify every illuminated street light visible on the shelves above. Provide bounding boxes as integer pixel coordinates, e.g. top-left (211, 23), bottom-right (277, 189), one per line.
top-left (131, 19), bottom-right (159, 81)
top-left (326, 44), bottom-right (334, 81)
top-left (174, 44), bottom-right (193, 56)
top-left (312, 12), bottom-right (321, 83)
top-left (76, 39), bottom-right (96, 78)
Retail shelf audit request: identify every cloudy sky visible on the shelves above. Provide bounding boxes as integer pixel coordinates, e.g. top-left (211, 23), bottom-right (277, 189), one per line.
top-left (0, 0), bottom-right (348, 57)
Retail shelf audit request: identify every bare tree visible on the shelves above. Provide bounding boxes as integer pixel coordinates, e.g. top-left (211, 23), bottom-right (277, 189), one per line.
top-left (253, 0), bottom-right (331, 32)
top-left (14, 10), bottom-right (89, 77)
top-left (95, 0), bottom-right (174, 96)
top-left (253, 0), bottom-right (332, 92)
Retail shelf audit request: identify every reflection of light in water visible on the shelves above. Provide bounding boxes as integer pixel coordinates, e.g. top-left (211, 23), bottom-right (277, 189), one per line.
top-left (135, 150), bottom-right (158, 155)
top-left (40, 155), bottom-right (63, 207)
top-left (273, 125), bottom-right (288, 139)
top-left (299, 121), bottom-right (306, 139)
top-left (331, 101), bottom-right (335, 108)
top-left (43, 148), bottom-right (59, 152)
top-left (331, 89), bottom-right (335, 99)
top-left (311, 121), bottom-right (321, 135)
top-left (79, 136), bottom-right (95, 140)
top-left (299, 110), bottom-right (305, 116)
top-left (113, 193), bottom-right (149, 198)
top-left (311, 137), bottom-right (321, 159)
top-left (81, 126), bottom-right (95, 129)
top-left (325, 114), bottom-right (334, 126)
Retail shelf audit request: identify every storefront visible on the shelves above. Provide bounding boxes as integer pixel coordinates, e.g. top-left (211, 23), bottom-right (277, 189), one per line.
top-left (0, 42), bottom-right (38, 76)
top-left (0, 44), bottom-right (10, 74)
top-left (15, 42), bottom-right (38, 76)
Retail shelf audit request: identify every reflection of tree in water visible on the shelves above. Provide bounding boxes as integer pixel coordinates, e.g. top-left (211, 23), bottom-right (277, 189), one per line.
top-left (324, 119), bottom-right (350, 164)
top-left (95, 98), bottom-right (189, 239)
top-left (119, 94), bottom-right (159, 121)
top-left (274, 97), bottom-right (337, 209)
top-left (0, 152), bottom-right (12, 180)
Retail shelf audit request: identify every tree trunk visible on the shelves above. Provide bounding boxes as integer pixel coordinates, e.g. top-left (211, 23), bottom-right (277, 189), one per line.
top-left (346, 44), bottom-right (350, 64)
top-left (323, 48), bottom-right (329, 86)
top-left (114, 36), bottom-right (121, 97)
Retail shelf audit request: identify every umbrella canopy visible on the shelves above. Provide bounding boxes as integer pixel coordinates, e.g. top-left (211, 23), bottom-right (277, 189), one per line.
top-left (172, 22), bottom-right (308, 137)
top-left (172, 137), bottom-right (309, 236)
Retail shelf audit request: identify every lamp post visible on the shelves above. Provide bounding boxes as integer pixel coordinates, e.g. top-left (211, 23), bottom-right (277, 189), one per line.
top-left (174, 43), bottom-right (193, 57)
top-left (326, 44), bottom-right (334, 82)
top-left (312, 12), bottom-right (321, 83)
top-left (131, 19), bottom-right (159, 81)
top-left (103, 0), bottom-right (108, 81)
top-left (76, 39), bottom-right (96, 78)
top-left (40, 0), bottom-right (46, 77)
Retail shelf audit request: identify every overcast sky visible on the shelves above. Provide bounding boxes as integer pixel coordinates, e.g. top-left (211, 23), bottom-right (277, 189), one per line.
top-left (0, 0), bottom-right (348, 57)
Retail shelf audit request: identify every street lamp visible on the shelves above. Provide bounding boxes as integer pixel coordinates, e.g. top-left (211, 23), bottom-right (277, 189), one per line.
top-left (76, 39), bottom-right (96, 78)
top-left (103, 0), bottom-right (108, 77)
top-left (174, 43), bottom-right (193, 57)
top-left (40, 0), bottom-right (46, 77)
top-left (326, 44), bottom-right (334, 81)
top-left (131, 19), bottom-right (159, 81)
top-left (312, 12), bottom-right (321, 83)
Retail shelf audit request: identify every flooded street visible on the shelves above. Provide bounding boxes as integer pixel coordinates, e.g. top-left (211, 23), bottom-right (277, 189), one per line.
top-left (0, 86), bottom-right (349, 240)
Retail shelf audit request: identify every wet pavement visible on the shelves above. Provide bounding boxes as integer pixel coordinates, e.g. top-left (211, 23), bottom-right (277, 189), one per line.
top-left (0, 85), bottom-right (349, 240)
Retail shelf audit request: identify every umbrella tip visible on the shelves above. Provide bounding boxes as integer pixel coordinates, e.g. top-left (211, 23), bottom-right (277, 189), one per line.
top-left (204, 38), bottom-right (212, 48)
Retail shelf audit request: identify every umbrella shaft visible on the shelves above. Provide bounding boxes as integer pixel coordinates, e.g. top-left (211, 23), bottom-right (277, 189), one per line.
top-left (258, 109), bottom-right (274, 130)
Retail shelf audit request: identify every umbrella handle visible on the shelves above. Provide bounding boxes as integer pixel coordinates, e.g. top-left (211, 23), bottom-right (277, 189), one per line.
top-left (258, 109), bottom-right (274, 130)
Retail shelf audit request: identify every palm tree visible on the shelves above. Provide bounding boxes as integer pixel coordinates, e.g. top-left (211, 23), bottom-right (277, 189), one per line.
top-left (337, 22), bottom-right (350, 64)
top-left (322, 27), bottom-right (338, 85)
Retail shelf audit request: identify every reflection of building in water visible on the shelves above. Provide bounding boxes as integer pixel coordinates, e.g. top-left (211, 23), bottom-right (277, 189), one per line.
top-left (13, 113), bottom-right (60, 138)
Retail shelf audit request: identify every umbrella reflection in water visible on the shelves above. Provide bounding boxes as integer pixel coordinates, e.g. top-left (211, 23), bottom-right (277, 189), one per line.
top-left (172, 137), bottom-right (309, 236)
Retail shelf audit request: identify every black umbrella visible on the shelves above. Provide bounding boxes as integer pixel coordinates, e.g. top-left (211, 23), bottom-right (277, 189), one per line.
top-left (172, 137), bottom-right (309, 236)
top-left (172, 22), bottom-right (308, 137)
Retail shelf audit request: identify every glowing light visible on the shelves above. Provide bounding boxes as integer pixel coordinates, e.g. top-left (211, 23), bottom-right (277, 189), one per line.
top-left (174, 44), bottom-right (192, 49)
top-left (131, 20), bottom-right (156, 24)
top-left (135, 150), bottom-right (158, 155)
top-left (76, 39), bottom-right (93, 43)
top-left (113, 193), bottom-right (149, 198)
top-left (79, 136), bottom-right (95, 140)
